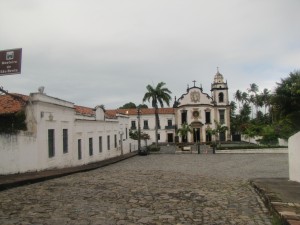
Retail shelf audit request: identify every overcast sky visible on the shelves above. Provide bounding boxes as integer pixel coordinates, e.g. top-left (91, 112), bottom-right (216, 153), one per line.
top-left (0, 0), bottom-right (299, 109)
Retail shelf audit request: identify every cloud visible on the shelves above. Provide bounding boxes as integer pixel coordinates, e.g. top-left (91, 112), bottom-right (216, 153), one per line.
top-left (1, 0), bottom-right (299, 108)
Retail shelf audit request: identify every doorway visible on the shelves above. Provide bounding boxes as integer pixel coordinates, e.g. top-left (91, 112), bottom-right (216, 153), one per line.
top-left (167, 133), bottom-right (174, 143)
top-left (193, 128), bottom-right (200, 143)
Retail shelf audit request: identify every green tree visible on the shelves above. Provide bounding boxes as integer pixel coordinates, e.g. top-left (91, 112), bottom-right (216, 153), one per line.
top-left (143, 82), bottom-right (172, 148)
top-left (271, 70), bottom-right (300, 138)
top-left (234, 90), bottom-right (242, 109)
top-left (208, 120), bottom-right (228, 147)
top-left (137, 104), bottom-right (148, 109)
top-left (177, 123), bottom-right (192, 143)
top-left (129, 130), bottom-right (150, 145)
top-left (119, 102), bottom-right (137, 109)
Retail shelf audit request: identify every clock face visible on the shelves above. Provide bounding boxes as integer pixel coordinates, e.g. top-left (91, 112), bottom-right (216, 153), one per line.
top-left (193, 111), bottom-right (199, 118)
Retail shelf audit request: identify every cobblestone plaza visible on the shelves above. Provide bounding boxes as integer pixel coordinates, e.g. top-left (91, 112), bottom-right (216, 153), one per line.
top-left (0, 153), bottom-right (288, 225)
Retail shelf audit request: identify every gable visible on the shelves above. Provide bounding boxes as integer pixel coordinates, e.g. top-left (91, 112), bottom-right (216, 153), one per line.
top-left (177, 87), bottom-right (213, 107)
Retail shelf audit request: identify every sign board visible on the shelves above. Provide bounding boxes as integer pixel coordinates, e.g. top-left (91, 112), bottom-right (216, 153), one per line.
top-left (0, 48), bottom-right (22, 76)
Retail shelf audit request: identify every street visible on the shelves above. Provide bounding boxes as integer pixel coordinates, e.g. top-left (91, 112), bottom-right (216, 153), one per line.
top-left (0, 154), bottom-right (288, 225)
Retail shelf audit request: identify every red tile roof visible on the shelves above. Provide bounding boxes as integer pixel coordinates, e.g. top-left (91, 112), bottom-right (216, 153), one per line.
top-left (74, 105), bottom-right (117, 119)
top-left (0, 93), bottom-right (175, 118)
top-left (106, 108), bottom-right (175, 117)
top-left (74, 105), bottom-right (94, 116)
top-left (0, 94), bottom-right (28, 115)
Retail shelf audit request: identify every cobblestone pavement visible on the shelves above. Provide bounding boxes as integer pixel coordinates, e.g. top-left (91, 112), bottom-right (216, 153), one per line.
top-left (0, 154), bottom-right (288, 225)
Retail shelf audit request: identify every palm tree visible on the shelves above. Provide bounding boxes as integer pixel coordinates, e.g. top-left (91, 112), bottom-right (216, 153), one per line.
top-left (208, 120), bottom-right (228, 147)
top-left (234, 90), bottom-right (242, 109)
top-left (248, 83), bottom-right (259, 119)
top-left (248, 83), bottom-right (259, 95)
top-left (261, 88), bottom-right (271, 114)
top-left (241, 92), bottom-right (249, 104)
top-left (143, 82), bottom-right (172, 148)
top-left (177, 123), bottom-right (192, 143)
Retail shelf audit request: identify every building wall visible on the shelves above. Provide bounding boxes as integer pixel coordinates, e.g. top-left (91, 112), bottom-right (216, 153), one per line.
top-left (289, 132), bottom-right (300, 182)
top-left (129, 113), bottom-right (176, 144)
top-left (0, 93), bottom-right (139, 175)
top-left (0, 132), bottom-right (38, 174)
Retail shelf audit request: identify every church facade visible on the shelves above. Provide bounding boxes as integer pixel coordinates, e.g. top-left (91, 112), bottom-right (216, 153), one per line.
top-left (112, 70), bottom-right (231, 144)
top-left (173, 70), bottom-right (231, 143)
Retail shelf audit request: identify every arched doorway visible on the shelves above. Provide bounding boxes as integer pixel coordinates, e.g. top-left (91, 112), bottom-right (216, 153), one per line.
top-left (190, 121), bottom-right (203, 143)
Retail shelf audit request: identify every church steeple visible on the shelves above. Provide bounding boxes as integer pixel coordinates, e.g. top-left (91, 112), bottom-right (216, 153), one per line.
top-left (211, 68), bottom-right (229, 105)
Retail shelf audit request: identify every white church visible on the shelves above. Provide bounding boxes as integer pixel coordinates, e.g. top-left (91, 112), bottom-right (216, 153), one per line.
top-left (108, 69), bottom-right (231, 144)
top-left (0, 70), bottom-right (230, 174)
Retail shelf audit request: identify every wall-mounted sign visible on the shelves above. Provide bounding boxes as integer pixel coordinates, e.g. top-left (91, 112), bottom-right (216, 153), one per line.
top-left (0, 48), bottom-right (22, 76)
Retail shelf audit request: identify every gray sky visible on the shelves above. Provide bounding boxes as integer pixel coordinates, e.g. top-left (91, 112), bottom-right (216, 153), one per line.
top-left (1, 0), bottom-right (299, 109)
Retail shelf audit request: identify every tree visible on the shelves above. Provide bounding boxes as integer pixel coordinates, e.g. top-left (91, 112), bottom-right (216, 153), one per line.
top-left (207, 120), bottom-right (228, 147)
top-left (271, 70), bottom-right (300, 138)
top-left (129, 130), bottom-right (150, 146)
top-left (177, 123), bottom-right (192, 143)
top-left (119, 102), bottom-right (136, 109)
top-left (261, 88), bottom-right (271, 114)
top-left (137, 104), bottom-right (148, 109)
top-left (241, 92), bottom-right (249, 104)
top-left (234, 90), bottom-right (242, 109)
top-left (142, 82), bottom-right (172, 148)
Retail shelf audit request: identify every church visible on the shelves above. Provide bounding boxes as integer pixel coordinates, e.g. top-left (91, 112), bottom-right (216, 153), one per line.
top-left (108, 69), bottom-right (231, 144)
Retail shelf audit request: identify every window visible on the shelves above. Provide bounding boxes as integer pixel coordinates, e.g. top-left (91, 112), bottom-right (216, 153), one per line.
top-left (131, 121), bottom-right (136, 130)
top-left (219, 92), bottom-right (224, 103)
top-left (181, 110), bottom-right (187, 124)
top-left (89, 138), bottom-right (93, 156)
top-left (63, 129), bottom-right (68, 153)
top-left (48, 129), bottom-right (55, 158)
top-left (157, 133), bottom-right (160, 140)
top-left (143, 120), bottom-right (149, 129)
top-left (126, 128), bottom-right (128, 139)
top-left (167, 119), bottom-right (172, 127)
top-left (219, 110), bottom-right (225, 124)
top-left (78, 139), bottom-right (82, 160)
top-left (205, 111), bottom-right (211, 124)
top-left (99, 136), bottom-right (102, 153)
top-left (114, 134), bottom-right (117, 148)
top-left (107, 135), bottom-right (110, 150)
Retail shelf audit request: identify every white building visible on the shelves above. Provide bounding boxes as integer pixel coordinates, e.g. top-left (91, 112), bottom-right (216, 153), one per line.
top-left (107, 70), bottom-right (231, 144)
top-left (0, 92), bottom-right (138, 175)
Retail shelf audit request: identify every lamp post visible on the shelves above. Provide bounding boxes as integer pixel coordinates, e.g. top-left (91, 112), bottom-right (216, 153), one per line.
top-left (137, 106), bottom-right (141, 154)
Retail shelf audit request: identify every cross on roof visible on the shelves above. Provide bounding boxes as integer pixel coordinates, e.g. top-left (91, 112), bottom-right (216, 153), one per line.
top-left (192, 80), bottom-right (196, 87)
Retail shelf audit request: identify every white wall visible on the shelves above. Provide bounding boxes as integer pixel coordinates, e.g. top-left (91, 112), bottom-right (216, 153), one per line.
top-left (289, 132), bottom-right (300, 182)
top-left (0, 132), bottom-right (38, 174)
top-left (0, 93), bottom-right (139, 175)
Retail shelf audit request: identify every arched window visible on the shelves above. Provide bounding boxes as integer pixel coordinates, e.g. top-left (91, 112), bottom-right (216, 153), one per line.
top-left (218, 92), bottom-right (224, 102)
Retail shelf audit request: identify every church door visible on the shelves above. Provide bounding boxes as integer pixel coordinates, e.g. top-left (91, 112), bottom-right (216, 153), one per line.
top-left (193, 128), bottom-right (200, 143)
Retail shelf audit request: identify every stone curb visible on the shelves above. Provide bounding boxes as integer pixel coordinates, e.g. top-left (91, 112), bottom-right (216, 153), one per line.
top-left (0, 151), bottom-right (138, 191)
top-left (216, 148), bottom-right (288, 154)
top-left (250, 180), bottom-right (300, 225)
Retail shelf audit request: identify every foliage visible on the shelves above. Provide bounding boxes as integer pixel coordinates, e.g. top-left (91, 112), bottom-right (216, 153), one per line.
top-left (142, 82), bottom-right (172, 148)
top-left (0, 111), bottom-right (27, 134)
top-left (137, 104), bottom-right (148, 109)
top-left (257, 125), bottom-right (278, 146)
top-left (129, 130), bottom-right (150, 141)
top-left (119, 102), bottom-right (137, 109)
top-left (271, 70), bottom-right (300, 137)
top-left (177, 123), bottom-right (192, 143)
top-left (243, 125), bottom-right (257, 143)
top-left (207, 120), bottom-right (228, 147)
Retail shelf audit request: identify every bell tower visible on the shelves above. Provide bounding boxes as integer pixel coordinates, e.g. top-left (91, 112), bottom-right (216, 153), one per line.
top-left (211, 67), bottom-right (229, 105)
